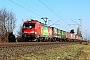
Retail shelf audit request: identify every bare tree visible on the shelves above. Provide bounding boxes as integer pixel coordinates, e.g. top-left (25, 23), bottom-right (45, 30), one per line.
top-left (0, 8), bottom-right (16, 42)
top-left (16, 25), bottom-right (25, 42)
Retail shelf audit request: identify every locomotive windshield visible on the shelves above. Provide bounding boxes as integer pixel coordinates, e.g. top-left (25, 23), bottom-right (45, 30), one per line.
top-left (23, 23), bottom-right (35, 28)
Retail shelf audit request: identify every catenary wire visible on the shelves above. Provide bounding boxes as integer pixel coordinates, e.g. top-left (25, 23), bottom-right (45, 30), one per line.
top-left (9, 0), bottom-right (42, 17)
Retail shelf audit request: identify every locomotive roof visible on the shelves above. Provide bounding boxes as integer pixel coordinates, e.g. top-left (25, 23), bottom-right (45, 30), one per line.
top-left (24, 19), bottom-right (39, 23)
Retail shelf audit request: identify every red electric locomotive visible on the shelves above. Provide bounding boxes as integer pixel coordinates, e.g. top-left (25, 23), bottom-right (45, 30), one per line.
top-left (22, 19), bottom-right (52, 42)
top-left (22, 19), bottom-right (43, 41)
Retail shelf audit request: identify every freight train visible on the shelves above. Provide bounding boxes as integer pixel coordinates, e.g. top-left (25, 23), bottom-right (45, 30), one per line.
top-left (20, 19), bottom-right (84, 42)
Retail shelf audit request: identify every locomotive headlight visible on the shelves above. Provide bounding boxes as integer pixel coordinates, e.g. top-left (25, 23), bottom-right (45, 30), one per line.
top-left (24, 31), bottom-right (28, 33)
top-left (35, 31), bottom-right (37, 34)
top-left (30, 31), bottom-right (34, 33)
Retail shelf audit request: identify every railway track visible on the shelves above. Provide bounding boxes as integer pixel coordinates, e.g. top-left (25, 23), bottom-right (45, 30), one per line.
top-left (0, 42), bottom-right (78, 47)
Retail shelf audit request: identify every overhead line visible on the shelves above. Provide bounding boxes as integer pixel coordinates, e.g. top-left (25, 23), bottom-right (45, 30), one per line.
top-left (39, 0), bottom-right (69, 24)
top-left (19, 0), bottom-right (44, 15)
top-left (39, 0), bottom-right (60, 18)
top-left (71, 19), bottom-right (80, 26)
top-left (50, 20), bottom-right (60, 26)
top-left (9, 0), bottom-right (41, 17)
top-left (46, 0), bottom-right (62, 15)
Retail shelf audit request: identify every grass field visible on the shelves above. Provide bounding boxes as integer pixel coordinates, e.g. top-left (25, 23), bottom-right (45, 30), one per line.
top-left (17, 43), bottom-right (90, 60)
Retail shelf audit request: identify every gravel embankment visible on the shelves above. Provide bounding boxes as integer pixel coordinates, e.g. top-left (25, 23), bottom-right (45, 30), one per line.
top-left (0, 42), bottom-right (76, 60)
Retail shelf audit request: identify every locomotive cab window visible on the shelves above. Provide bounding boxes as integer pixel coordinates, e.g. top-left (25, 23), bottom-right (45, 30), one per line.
top-left (23, 23), bottom-right (35, 28)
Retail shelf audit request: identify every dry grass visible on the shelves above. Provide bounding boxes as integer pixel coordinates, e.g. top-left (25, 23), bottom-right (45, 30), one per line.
top-left (14, 44), bottom-right (90, 60)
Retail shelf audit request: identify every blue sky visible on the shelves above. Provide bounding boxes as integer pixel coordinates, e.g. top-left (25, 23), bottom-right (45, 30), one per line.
top-left (0, 0), bottom-right (90, 39)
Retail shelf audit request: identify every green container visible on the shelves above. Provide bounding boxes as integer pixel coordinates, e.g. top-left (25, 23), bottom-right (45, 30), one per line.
top-left (60, 30), bottom-right (66, 39)
top-left (42, 26), bottom-right (49, 36)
